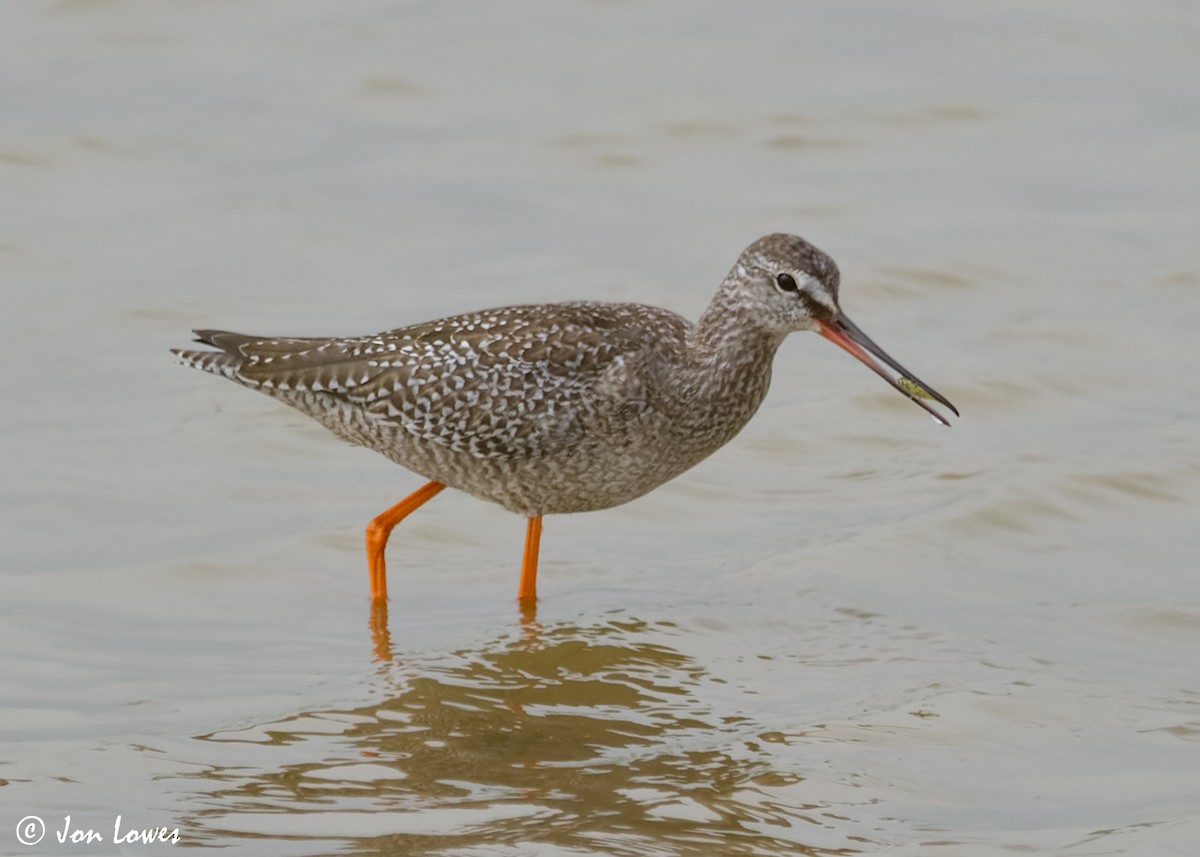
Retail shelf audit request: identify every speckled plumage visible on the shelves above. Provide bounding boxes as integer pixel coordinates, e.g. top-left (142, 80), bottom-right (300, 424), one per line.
top-left (173, 234), bottom-right (953, 520)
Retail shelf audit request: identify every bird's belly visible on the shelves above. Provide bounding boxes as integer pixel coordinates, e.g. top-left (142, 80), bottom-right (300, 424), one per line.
top-left (379, 422), bottom-right (716, 518)
top-left (431, 412), bottom-right (734, 517)
top-left (282, 391), bottom-right (748, 518)
top-left (452, 447), bottom-right (697, 517)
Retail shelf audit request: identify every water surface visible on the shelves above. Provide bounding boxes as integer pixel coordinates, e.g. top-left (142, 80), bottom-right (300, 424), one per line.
top-left (2, 1), bottom-right (1198, 855)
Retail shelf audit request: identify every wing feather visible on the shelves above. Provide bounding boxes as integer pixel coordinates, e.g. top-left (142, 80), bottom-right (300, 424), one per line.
top-left (185, 303), bottom-right (688, 460)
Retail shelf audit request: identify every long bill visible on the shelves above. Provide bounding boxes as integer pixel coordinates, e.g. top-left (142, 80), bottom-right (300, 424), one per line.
top-left (817, 314), bottom-right (959, 427)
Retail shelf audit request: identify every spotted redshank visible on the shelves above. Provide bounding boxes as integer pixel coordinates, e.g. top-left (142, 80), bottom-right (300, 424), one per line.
top-left (173, 233), bottom-right (957, 606)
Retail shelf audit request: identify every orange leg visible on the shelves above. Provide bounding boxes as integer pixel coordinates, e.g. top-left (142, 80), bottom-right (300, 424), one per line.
top-left (366, 481), bottom-right (445, 600)
top-left (518, 515), bottom-right (542, 606)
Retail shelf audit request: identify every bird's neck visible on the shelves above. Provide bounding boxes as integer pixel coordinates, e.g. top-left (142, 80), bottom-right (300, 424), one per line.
top-left (677, 283), bottom-right (786, 425)
top-left (689, 281), bottom-right (786, 371)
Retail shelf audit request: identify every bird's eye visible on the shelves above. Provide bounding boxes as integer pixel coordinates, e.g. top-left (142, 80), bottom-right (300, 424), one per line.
top-left (775, 272), bottom-right (798, 292)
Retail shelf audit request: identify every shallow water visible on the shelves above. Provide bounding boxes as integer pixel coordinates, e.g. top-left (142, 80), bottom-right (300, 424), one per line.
top-left (3, 1), bottom-right (1199, 855)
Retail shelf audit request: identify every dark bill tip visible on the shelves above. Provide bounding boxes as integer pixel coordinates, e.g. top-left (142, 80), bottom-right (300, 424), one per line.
top-left (817, 315), bottom-right (958, 426)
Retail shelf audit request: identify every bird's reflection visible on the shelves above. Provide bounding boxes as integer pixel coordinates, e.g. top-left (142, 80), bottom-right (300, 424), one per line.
top-left (369, 598), bottom-right (393, 662)
top-left (371, 583), bottom-right (542, 662)
top-left (184, 617), bottom-right (875, 854)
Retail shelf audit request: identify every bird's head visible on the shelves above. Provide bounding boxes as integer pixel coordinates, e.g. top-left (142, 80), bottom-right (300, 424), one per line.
top-left (732, 233), bottom-right (959, 426)
top-left (734, 233), bottom-right (842, 335)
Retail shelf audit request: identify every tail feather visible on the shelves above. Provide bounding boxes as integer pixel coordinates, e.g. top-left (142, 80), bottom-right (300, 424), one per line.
top-left (190, 329), bottom-right (258, 354)
top-left (171, 346), bottom-right (243, 379)
top-left (172, 328), bottom-right (257, 379)
top-left (174, 328), bottom-right (358, 387)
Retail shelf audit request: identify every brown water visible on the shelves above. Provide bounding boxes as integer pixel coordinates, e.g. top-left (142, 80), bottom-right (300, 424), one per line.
top-left (3, 1), bottom-right (1199, 855)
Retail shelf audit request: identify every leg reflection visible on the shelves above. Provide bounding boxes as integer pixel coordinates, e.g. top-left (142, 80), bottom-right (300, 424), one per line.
top-left (369, 597), bottom-right (392, 662)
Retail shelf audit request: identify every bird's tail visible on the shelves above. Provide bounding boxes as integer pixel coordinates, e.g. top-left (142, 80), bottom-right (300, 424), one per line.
top-left (170, 329), bottom-right (256, 380)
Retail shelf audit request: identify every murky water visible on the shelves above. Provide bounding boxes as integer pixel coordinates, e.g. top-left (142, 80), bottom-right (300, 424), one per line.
top-left (3, 1), bottom-right (1198, 854)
